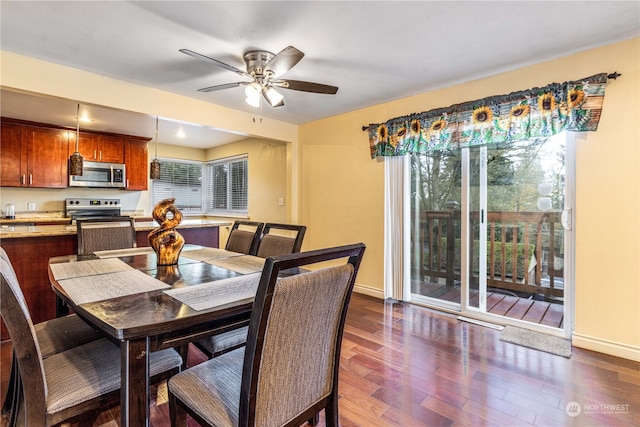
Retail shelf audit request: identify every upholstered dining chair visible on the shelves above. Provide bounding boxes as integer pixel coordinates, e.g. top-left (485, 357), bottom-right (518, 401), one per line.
top-left (0, 247), bottom-right (103, 423)
top-left (193, 222), bottom-right (307, 359)
top-left (224, 220), bottom-right (264, 255)
top-left (169, 243), bottom-right (366, 427)
top-left (0, 255), bottom-right (183, 426)
top-left (76, 216), bottom-right (137, 256)
top-left (255, 222), bottom-right (307, 258)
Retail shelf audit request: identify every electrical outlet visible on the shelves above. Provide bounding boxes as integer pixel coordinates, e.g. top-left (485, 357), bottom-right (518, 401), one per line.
top-left (28, 202), bottom-right (36, 211)
top-left (278, 197), bottom-right (284, 206)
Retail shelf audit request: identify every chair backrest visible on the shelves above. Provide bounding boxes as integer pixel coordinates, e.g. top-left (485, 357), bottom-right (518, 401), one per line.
top-left (225, 220), bottom-right (264, 255)
top-left (240, 243), bottom-right (365, 426)
top-left (0, 248), bottom-right (48, 422)
top-left (255, 223), bottom-right (306, 258)
top-left (76, 216), bottom-right (137, 256)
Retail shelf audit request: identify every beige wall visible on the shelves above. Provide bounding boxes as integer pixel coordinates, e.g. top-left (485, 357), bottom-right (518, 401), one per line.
top-left (205, 137), bottom-right (288, 224)
top-left (299, 38), bottom-right (640, 360)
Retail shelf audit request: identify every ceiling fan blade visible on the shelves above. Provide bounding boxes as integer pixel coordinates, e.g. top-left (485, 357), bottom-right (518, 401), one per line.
top-left (276, 79), bottom-right (339, 94)
top-left (197, 82), bottom-right (248, 93)
top-left (262, 87), bottom-right (284, 107)
top-left (180, 49), bottom-right (253, 79)
top-left (264, 46), bottom-right (304, 78)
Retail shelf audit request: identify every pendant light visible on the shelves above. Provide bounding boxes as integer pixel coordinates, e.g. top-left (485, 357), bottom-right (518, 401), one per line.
top-left (69, 104), bottom-right (84, 176)
top-left (150, 116), bottom-right (161, 180)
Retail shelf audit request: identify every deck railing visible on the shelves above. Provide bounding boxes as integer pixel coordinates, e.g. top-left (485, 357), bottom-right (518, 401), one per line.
top-left (414, 210), bottom-right (564, 298)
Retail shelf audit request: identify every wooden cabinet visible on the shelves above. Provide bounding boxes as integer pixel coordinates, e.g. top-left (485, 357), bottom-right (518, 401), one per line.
top-left (0, 123), bottom-right (26, 187)
top-left (1, 234), bottom-right (77, 340)
top-left (0, 123), bottom-right (69, 188)
top-left (125, 139), bottom-right (148, 190)
top-left (69, 132), bottom-right (124, 163)
top-left (2, 118), bottom-right (151, 189)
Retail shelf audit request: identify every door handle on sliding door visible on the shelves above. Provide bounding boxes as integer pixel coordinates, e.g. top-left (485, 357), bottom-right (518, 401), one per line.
top-left (561, 208), bottom-right (572, 230)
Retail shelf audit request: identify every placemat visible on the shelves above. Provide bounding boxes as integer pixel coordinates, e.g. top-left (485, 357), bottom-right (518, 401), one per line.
top-left (94, 247), bottom-right (155, 258)
top-left (180, 247), bottom-right (243, 262)
top-left (207, 255), bottom-right (266, 274)
top-left (164, 273), bottom-right (261, 311)
top-left (50, 258), bottom-right (133, 280)
top-left (58, 269), bottom-right (171, 305)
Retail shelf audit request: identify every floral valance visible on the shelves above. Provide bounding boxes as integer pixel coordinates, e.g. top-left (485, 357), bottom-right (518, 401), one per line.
top-left (367, 72), bottom-right (609, 159)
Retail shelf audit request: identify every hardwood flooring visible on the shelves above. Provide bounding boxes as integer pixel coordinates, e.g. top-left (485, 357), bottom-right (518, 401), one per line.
top-left (2, 293), bottom-right (638, 426)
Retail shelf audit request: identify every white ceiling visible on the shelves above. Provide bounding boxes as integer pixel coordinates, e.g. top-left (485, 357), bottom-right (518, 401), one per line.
top-left (1, 1), bottom-right (639, 148)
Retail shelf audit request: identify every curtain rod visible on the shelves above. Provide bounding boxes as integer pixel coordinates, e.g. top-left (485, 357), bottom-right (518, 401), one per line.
top-left (361, 71), bottom-right (622, 132)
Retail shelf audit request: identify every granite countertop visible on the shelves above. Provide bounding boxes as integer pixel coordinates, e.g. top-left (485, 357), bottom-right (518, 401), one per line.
top-left (0, 219), bottom-right (231, 239)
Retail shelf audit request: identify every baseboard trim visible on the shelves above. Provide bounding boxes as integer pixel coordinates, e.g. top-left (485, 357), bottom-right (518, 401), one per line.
top-left (353, 283), bottom-right (384, 299)
top-left (572, 333), bottom-right (640, 362)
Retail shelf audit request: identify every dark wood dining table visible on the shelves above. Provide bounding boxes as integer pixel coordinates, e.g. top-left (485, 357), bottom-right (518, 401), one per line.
top-left (48, 245), bottom-right (267, 427)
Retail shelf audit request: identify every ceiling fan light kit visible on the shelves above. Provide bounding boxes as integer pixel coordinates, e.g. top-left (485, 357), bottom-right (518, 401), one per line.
top-left (180, 46), bottom-right (338, 108)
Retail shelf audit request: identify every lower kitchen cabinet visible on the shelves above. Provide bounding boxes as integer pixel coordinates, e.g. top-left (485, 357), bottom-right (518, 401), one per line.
top-left (0, 234), bottom-right (77, 339)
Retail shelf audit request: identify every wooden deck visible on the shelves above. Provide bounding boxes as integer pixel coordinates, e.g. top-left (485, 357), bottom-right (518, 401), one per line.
top-left (412, 281), bottom-right (564, 328)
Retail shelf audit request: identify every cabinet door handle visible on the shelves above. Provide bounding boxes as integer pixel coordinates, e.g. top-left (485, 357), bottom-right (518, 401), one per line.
top-left (99, 150), bottom-right (102, 161)
top-left (29, 174), bottom-right (33, 185)
top-left (21, 174), bottom-right (25, 185)
top-left (94, 150), bottom-right (97, 160)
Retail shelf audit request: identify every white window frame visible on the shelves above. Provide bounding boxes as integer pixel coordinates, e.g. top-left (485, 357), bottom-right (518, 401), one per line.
top-left (151, 158), bottom-right (204, 214)
top-left (204, 154), bottom-right (248, 216)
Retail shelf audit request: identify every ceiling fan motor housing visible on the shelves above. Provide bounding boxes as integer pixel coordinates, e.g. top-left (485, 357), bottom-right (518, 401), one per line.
top-left (243, 50), bottom-right (275, 77)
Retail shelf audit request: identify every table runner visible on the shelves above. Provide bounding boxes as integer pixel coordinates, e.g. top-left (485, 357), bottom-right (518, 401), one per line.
top-left (58, 269), bottom-right (171, 305)
top-left (50, 258), bottom-right (132, 280)
top-left (164, 272), bottom-right (261, 311)
top-left (94, 247), bottom-right (155, 258)
top-left (207, 255), bottom-right (266, 274)
top-left (180, 247), bottom-right (243, 262)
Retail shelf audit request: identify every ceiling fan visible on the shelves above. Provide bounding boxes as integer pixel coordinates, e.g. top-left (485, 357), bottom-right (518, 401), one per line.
top-left (180, 46), bottom-right (338, 108)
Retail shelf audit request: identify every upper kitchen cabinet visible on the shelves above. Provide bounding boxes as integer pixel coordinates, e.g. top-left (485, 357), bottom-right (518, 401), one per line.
top-left (1, 122), bottom-right (69, 188)
top-left (125, 138), bottom-right (149, 190)
top-left (69, 132), bottom-right (125, 163)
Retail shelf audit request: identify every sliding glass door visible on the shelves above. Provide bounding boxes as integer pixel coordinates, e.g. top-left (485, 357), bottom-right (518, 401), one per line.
top-left (410, 134), bottom-right (573, 334)
top-left (410, 150), bottom-right (463, 310)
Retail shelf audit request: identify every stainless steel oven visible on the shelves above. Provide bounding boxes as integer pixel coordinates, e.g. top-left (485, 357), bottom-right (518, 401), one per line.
top-left (65, 198), bottom-right (122, 222)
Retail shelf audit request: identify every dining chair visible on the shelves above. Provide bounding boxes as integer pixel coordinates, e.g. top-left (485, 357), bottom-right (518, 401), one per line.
top-left (0, 247), bottom-right (103, 423)
top-left (0, 255), bottom-right (183, 426)
top-left (224, 220), bottom-right (264, 255)
top-left (76, 216), bottom-right (137, 256)
top-left (168, 243), bottom-right (366, 427)
top-left (58, 216), bottom-right (137, 316)
top-left (193, 222), bottom-right (306, 359)
top-left (255, 222), bottom-right (307, 258)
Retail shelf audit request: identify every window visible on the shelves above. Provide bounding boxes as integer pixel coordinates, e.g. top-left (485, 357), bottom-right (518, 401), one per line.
top-left (205, 155), bottom-right (248, 215)
top-left (152, 159), bottom-right (203, 213)
top-left (152, 155), bottom-right (248, 215)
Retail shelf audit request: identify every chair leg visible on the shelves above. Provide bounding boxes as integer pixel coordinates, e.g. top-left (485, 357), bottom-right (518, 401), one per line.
top-left (169, 392), bottom-right (187, 427)
top-left (1, 352), bottom-right (18, 414)
top-left (308, 412), bottom-right (319, 426)
top-left (324, 393), bottom-right (339, 427)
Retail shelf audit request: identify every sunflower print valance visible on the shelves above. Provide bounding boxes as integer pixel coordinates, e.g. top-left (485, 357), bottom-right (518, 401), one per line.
top-left (367, 72), bottom-right (608, 159)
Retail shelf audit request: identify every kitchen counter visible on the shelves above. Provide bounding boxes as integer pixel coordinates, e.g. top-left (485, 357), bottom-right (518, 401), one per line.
top-left (0, 219), bottom-right (231, 239)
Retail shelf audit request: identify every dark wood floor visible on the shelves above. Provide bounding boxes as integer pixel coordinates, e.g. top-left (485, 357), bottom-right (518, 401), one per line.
top-left (2, 293), bottom-right (638, 426)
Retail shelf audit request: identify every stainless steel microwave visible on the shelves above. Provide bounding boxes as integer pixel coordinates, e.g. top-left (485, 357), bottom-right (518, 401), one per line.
top-left (69, 161), bottom-right (126, 188)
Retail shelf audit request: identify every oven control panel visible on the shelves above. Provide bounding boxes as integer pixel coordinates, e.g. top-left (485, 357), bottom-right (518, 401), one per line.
top-left (65, 198), bottom-right (121, 209)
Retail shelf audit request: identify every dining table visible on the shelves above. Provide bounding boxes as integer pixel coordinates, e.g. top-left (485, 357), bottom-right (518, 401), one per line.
top-left (48, 244), bottom-right (269, 427)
